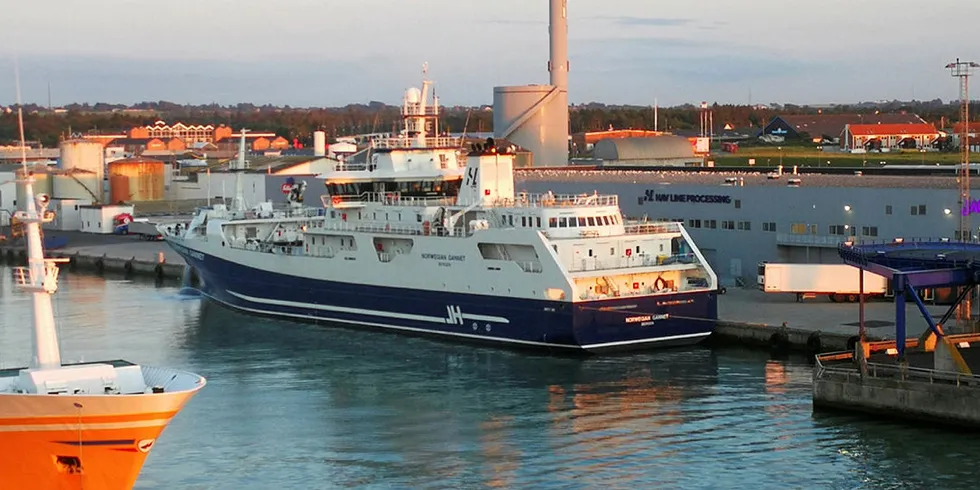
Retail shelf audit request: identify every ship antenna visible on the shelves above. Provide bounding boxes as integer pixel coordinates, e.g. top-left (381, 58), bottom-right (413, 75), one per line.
top-left (14, 59), bottom-right (64, 370)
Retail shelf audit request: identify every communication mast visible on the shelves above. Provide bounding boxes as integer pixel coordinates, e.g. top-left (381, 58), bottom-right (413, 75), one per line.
top-left (947, 58), bottom-right (979, 329)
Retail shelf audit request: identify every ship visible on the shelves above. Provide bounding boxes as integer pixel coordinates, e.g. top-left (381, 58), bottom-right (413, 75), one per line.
top-left (0, 106), bottom-right (206, 489)
top-left (163, 72), bottom-right (721, 353)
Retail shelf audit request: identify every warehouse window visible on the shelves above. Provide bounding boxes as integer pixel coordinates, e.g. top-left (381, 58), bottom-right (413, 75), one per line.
top-left (705, 219), bottom-right (717, 229)
top-left (734, 199), bottom-right (741, 209)
top-left (762, 222), bottom-right (776, 232)
top-left (722, 220), bottom-right (735, 230)
top-left (829, 224), bottom-right (847, 235)
top-left (688, 219), bottom-right (702, 228)
top-left (861, 226), bottom-right (878, 237)
top-left (885, 205), bottom-right (892, 215)
top-left (790, 223), bottom-right (806, 234)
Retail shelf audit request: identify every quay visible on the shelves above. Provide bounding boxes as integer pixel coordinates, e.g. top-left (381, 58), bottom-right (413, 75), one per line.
top-left (0, 231), bottom-right (187, 280)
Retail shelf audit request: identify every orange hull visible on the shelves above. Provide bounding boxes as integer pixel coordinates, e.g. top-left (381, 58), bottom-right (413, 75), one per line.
top-left (0, 387), bottom-right (201, 490)
top-left (0, 422), bottom-right (168, 490)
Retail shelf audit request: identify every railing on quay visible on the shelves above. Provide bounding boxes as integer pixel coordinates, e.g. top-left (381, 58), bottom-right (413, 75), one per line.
top-left (815, 352), bottom-right (980, 387)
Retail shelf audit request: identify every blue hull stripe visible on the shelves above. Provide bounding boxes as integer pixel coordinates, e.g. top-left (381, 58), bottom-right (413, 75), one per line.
top-left (202, 289), bottom-right (711, 351)
top-left (226, 290), bottom-right (510, 325)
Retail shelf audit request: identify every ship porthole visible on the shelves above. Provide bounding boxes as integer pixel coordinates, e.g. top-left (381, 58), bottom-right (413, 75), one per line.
top-left (485, 324), bottom-right (491, 332)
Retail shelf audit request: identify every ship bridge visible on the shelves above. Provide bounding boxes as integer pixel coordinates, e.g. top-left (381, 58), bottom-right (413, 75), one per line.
top-left (838, 239), bottom-right (980, 361)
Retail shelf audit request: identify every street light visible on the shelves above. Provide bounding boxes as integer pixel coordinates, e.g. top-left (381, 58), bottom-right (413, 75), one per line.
top-left (844, 205), bottom-right (851, 212)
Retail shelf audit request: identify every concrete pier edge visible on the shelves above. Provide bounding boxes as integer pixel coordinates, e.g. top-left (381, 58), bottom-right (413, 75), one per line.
top-left (0, 245), bottom-right (184, 280)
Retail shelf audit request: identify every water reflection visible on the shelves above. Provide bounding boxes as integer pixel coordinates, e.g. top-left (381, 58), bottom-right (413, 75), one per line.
top-left (4, 267), bottom-right (980, 489)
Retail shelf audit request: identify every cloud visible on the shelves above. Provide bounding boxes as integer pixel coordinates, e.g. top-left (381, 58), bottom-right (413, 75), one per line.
top-left (479, 19), bottom-right (546, 26)
top-left (596, 16), bottom-right (694, 27)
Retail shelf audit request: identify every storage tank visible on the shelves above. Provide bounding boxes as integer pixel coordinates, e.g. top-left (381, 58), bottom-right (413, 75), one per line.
top-left (60, 139), bottom-right (105, 183)
top-left (15, 167), bottom-right (51, 211)
top-left (493, 85), bottom-right (568, 166)
top-left (52, 169), bottom-right (102, 202)
top-left (313, 131), bottom-right (326, 157)
top-left (108, 158), bottom-right (166, 202)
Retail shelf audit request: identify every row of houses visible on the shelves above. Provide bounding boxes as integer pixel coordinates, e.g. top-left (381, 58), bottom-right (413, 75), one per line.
top-left (763, 114), bottom-right (978, 151)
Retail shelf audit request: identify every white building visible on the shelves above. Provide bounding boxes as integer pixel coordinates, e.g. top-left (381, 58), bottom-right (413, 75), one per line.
top-left (79, 204), bottom-right (135, 234)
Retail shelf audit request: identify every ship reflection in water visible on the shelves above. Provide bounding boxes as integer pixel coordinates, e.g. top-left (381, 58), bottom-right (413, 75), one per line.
top-left (3, 269), bottom-right (980, 489)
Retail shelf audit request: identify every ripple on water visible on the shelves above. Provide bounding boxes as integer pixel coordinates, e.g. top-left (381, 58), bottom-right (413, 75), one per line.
top-left (2, 268), bottom-right (980, 489)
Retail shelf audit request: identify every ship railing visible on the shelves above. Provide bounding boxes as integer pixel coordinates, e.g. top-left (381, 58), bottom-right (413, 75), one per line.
top-left (401, 106), bottom-right (441, 116)
top-left (568, 252), bottom-right (701, 272)
top-left (316, 221), bottom-right (473, 238)
top-left (322, 192), bottom-right (456, 208)
top-left (623, 222), bottom-right (683, 235)
top-left (499, 192), bottom-right (619, 208)
top-left (332, 162), bottom-right (370, 172)
top-left (370, 137), bottom-right (462, 149)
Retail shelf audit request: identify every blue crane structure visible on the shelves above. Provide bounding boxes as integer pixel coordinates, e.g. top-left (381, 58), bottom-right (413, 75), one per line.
top-left (838, 239), bottom-right (980, 360)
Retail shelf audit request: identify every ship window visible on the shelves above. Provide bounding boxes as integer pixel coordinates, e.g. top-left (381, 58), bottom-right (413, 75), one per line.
top-left (587, 217), bottom-right (596, 226)
top-left (558, 217), bottom-right (568, 228)
top-left (549, 218), bottom-right (557, 228)
top-left (568, 217), bottom-right (577, 227)
top-left (522, 216), bottom-right (527, 227)
top-left (599, 216), bottom-right (607, 225)
top-left (862, 226), bottom-right (878, 237)
top-left (635, 246), bottom-right (640, 253)
top-left (588, 249), bottom-right (593, 257)
top-left (885, 205), bottom-right (893, 215)
top-left (735, 199), bottom-right (741, 209)
top-left (610, 247), bottom-right (615, 255)
top-left (660, 244), bottom-right (665, 252)
top-left (536, 217), bottom-right (542, 227)
top-left (578, 217), bottom-right (586, 226)
top-left (790, 223), bottom-right (806, 234)
top-left (417, 214), bottom-right (422, 222)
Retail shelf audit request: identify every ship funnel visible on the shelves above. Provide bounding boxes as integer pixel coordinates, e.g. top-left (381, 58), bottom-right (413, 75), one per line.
top-left (457, 140), bottom-right (516, 207)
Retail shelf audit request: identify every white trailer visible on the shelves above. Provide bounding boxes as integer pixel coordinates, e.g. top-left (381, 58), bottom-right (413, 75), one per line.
top-left (757, 263), bottom-right (889, 302)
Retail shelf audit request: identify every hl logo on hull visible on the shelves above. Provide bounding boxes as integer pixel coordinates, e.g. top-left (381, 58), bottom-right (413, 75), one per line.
top-left (445, 305), bottom-right (464, 325)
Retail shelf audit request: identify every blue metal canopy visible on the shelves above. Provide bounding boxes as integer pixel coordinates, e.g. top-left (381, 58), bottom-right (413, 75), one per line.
top-left (838, 240), bottom-right (980, 359)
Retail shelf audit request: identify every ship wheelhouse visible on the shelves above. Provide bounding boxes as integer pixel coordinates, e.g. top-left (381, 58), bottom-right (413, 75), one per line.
top-left (325, 177), bottom-right (462, 199)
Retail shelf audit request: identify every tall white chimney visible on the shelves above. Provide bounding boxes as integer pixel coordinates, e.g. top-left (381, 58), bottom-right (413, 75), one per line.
top-left (549, 0), bottom-right (569, 91)
top-left (313, 131), bottom-right (326, 157)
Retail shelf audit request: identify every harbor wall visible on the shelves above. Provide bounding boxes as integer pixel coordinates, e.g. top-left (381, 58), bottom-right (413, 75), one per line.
top-left (0, 245), bottom-right (186, 281)
top-left (813, 374), bottom-right (980, 427)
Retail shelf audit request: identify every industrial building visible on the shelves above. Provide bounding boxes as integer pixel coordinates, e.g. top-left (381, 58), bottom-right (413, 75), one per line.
top-left (518, 169), bottom-right (979, 286)
top-left (492, 0), bottom-right (569, 167)
top-left (840, 123), bottom-right (940, 151)
top-left (592, 136), bottom-right (701, 166)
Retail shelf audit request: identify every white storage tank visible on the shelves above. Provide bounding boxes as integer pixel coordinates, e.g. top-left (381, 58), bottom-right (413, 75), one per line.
top-left (493, 85), bottom-right (569, 167)
top-left (313, 131), bottom-right (326, 157)
top-left (15, 167), bottom-right (52, 211)
top-left (52, 170), bottom-right (102, 202)
top-left (60, 139), bottom-right (105, 183)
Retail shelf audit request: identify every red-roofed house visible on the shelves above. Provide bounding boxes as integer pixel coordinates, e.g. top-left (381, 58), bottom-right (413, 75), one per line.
top-left (840, 123), bottom-right (940, 151)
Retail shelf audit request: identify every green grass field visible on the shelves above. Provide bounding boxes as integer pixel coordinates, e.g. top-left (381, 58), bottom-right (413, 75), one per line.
top-left (708, 147), bottom-right (964, 168)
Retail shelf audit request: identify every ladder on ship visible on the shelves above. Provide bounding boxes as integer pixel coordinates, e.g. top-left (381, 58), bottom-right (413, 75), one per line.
top-left (601, 276), bottom-right (620, 296)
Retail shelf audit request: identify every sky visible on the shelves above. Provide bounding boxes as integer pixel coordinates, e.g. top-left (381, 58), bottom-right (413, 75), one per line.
top-left (1, 0), bottom-right (978, 108)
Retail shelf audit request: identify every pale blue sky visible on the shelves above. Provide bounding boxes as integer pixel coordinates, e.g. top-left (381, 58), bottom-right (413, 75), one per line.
top-left (2, 0), bottom-right (978, 107)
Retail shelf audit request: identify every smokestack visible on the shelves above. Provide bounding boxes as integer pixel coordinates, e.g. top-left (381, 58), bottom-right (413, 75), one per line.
top-left (549, 0), bottom-right (568, 91)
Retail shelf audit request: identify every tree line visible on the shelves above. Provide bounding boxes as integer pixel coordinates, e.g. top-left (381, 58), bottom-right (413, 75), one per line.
top-left (0, 99), bottom-right (973, 148)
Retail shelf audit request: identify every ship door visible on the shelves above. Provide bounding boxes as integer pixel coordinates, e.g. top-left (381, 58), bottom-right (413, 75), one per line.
top-left (572, 244), bottom-right (591, 271)
top-left (730, 258), bottom-right (742, 279)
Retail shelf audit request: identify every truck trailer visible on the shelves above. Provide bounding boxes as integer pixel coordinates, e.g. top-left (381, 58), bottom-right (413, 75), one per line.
top-left (757, 262), bottom-right (889, 302)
